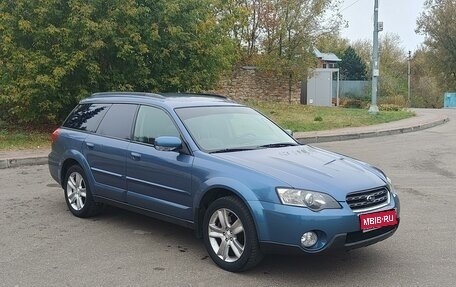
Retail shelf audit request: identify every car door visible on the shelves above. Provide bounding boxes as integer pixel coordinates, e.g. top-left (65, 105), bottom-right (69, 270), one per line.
top-left (83, 103), bottom-right (138, 202)
top-left (126, 105), bottom-right (194, 220)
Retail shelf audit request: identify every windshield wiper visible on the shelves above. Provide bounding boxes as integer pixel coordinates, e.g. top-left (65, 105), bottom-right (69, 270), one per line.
top-left (258, 143), bottom-right (299, 148)
top-left (210, 143), bottom-right (298, 153)
top-left (210, 147), bottom-right (257, 154)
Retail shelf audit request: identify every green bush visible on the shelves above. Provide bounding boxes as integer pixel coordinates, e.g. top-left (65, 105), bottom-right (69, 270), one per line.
top-left (379, 95), bottom-right (407, 107)
top-left (340, 98), bottom-right (369, 109)
top-left (379, 104), bottom-right (404, 111)
top-left (0, 0), bottom-right (237, 125)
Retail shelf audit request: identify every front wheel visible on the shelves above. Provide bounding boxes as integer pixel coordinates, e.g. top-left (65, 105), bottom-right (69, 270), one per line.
top-left (203, 196), bottom-right (263, 272)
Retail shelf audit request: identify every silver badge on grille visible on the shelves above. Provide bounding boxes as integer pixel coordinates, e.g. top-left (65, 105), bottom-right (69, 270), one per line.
top-left (366, 195), bottom-right (375, 203)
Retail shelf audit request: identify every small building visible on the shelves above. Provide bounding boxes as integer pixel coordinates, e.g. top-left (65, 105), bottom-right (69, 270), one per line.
top-left (314, 48), bottom-right (341, 69)
top-left (301, 49), bottom-right (341, 106)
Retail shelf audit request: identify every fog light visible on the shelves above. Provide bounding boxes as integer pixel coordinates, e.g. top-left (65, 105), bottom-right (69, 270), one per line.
top-left (301, 231), bottom-right (318, 247)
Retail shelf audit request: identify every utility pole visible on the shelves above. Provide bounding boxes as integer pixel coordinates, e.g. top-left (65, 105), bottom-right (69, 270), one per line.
top-left (407, 50), bottom-right (411, 107)
top-left (369, 0), bottom-right (380, 114)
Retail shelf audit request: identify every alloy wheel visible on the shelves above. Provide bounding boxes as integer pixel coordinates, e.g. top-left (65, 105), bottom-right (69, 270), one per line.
top-left (208, 208), bottom-right (245, 262)
top-left (66, 171), bottom-right (87, 211)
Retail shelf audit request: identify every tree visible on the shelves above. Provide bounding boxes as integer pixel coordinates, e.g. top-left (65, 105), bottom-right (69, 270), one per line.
top-left (348, 35), bottom-right (407, 99)
top-left (316, 33), bottom-right (349, 58)
top-left (339, 46), bottom-right (368, 80)
top-left (0, 0), bottom-right (238, 124)
top-left (378, 34), bottom-right (408, 99)
top-left (410, 46), bottom-right (443, 108)
top-left (351, 39), bottom-right (372, 77)
top-left (417, 0), bottom-right (456, 91)
top-left (239, 0), bottom-right (344, 102)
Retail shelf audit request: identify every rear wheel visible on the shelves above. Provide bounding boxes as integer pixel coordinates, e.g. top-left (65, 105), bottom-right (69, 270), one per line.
top-left (64, 165), bottom-right (103, 218)
top-left (203, 196), bottom-right (263, 272)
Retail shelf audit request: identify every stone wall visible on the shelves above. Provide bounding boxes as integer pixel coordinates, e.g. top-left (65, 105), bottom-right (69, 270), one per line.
top-left (210, 66), bottom-right (301, 103)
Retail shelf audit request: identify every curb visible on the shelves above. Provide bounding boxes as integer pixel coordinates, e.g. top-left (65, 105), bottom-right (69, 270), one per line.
top-left (295, 116), bottom-right (449, 144)
top-left (0, 156), bottom-right (48, 169)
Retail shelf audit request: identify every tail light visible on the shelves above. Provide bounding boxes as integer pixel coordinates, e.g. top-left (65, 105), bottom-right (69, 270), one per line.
top-left (51, 128), bottom-right (60, 144)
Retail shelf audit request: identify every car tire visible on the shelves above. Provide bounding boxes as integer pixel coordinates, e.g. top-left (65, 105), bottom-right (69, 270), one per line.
top-left (203, 196), bottom-right (263, 272)
top-left (64, 165), bottom-right (103, 218)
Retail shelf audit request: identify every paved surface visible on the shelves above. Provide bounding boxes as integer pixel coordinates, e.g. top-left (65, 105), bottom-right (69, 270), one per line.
top-left (0, 108), bottom-right (451, 169)
top-left (294, 108), bottom-right (450, 143)
top-left (0, 109), bottom-right (455, 286)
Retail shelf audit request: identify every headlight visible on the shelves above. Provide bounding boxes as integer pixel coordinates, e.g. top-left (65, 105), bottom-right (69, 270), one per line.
top-left (386, 176), bottom-right (395, 192)
top-left (276, 188), bottom-right (341, 211)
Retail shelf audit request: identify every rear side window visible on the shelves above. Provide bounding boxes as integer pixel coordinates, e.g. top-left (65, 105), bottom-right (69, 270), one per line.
top-left (63, 104), bottom-right (111, 132)
top-left (96, 104), bottom-right (138, 140)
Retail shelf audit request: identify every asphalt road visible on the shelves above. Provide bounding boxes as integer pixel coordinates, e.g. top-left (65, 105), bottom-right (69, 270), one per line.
top-left (1, 109), bottom-right (455, 287)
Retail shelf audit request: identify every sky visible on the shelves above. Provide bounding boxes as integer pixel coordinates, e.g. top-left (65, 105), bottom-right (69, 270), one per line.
top-left (340, 0), bottom-right (426, 52)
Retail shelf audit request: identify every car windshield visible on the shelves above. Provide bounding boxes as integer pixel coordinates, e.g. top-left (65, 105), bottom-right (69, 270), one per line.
top-left (175, 106), bottom-right (298, 153)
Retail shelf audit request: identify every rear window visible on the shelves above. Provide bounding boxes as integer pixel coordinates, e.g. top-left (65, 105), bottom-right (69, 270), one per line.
top-left (63, 104), bottom-right (111, 132)
top-left (96, 104), bottom-right (138, 140)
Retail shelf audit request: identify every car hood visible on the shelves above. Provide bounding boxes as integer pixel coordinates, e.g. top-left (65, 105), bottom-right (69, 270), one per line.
top-left (214, 145), bottom-right (387, 201)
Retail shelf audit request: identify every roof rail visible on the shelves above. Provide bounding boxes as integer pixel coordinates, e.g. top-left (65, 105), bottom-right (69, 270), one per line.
top-left (91, 92), bottom-right (165, 99)
top-left (160, 92), bottom-right (228, 99)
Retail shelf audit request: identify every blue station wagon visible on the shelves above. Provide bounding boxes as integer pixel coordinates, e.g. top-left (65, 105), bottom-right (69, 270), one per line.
top-left (49, 92), bottom-right (400, 272)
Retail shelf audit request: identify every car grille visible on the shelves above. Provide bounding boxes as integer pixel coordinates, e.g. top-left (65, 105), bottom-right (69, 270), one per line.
top-left (346, 187), bottom-right (389, 212)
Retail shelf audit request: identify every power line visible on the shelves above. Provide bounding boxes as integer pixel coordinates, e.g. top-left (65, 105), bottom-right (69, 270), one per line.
top-left (341, 0), bottom-right (364, 12)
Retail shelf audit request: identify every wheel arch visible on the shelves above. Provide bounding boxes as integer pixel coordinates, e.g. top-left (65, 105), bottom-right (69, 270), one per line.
top-left (59, 150), bottom-right (93, 189)
top-left (193, 184), bottom-right (259, 239)
top-left (60, 158), bottom-right (80, 187)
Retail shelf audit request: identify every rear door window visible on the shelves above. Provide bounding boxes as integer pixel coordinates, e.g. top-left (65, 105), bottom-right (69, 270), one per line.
top-left (96, 104), bottom-right (138, 140)
top-left (63, 104), bottom-right (111, 132)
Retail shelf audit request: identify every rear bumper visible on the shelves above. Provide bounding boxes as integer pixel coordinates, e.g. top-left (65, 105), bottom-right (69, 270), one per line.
top-left (48, 153), bottom-right (61, 185)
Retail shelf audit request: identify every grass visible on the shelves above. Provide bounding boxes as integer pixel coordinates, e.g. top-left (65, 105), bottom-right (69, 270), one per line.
top-left (0, 103), bottom-right (415, 150)
top-left (246, 101), bottom-right (415, 132)
top-left (0, 129), bottom-right (51, 150)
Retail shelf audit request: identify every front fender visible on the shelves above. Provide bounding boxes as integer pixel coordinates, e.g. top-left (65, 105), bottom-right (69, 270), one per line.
top-left (192, 176), bottom-right (262, 238)
top-left (193, 176), bottom-right (259, 209)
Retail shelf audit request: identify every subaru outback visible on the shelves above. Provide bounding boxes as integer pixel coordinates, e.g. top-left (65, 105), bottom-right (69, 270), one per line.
top-left (48, 92), bottom-right (400, 272)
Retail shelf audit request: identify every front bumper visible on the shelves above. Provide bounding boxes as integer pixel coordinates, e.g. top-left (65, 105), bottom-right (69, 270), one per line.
top-left (260, 223), bottom-right (399, 254)
top-left (249, 193), bottom-right (400, 254)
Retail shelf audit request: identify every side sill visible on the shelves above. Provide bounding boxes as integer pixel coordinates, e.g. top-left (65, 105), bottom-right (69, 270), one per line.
top-left (93, 195), bottom-right (195, 230)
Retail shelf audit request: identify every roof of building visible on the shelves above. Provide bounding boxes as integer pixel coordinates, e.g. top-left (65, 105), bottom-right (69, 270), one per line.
top-left (314, 48), bottom-right (341, 62)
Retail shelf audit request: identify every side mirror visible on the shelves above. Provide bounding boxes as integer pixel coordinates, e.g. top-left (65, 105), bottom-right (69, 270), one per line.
top-left (285, 129), bottom-right (294, 137)
top-left (154, 136), bottom-right (182, 151)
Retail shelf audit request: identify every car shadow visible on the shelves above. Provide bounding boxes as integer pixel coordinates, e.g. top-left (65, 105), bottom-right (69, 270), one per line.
top-left (89, 205), bottom-right (391, 280)
top-left (249, 249), bottom-right (387, 277)
top-left (95, 205), bottom-right (200, 243)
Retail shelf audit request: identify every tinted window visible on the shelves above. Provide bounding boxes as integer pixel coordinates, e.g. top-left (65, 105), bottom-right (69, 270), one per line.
top-left (133, 106), bottom-right (180, 145)
top-left (96, 104), bottom-right (138, 140)
top-left (63, 104), bottom-right (111, 132)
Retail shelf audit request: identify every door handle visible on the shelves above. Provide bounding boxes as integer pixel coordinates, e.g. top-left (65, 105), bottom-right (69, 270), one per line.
top-left (86, 142), bottom-right (95, 149)
top-left (130, 152), bottom-right (141, 161)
